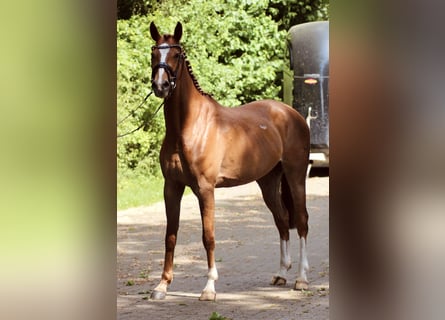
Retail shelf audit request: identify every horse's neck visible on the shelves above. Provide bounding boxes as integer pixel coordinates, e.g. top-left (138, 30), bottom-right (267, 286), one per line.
top-left (163, 65), bottom-right (208, 137)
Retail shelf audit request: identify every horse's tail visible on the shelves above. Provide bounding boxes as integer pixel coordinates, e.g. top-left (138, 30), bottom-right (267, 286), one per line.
top-left (281, 173), bottom-right (297, 229)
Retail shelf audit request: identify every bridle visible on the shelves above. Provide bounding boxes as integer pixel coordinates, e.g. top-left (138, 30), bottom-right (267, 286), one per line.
top-left (117, 44), bottom-right (184, 138)
top-left (151, 44), bottom-right (184, 97)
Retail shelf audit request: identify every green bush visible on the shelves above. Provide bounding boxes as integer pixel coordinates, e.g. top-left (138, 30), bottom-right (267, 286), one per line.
top-left (117, 16), bottom-right (164, 177)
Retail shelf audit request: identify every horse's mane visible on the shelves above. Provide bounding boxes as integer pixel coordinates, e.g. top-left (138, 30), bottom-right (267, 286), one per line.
top-left (182, 49), bottom-right (212, 98)
top-left (160, 33), bottom-right (212, 98)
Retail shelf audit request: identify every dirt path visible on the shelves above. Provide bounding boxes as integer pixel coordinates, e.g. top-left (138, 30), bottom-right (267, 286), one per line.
top-left (117, 176), bottom-right (329, 320)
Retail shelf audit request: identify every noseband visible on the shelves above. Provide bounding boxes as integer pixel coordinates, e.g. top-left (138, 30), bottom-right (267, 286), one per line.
top-left (151, 44), bottom-right (184, 96)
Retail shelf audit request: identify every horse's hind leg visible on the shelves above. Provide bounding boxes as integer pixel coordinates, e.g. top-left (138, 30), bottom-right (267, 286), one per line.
top-left (257, 164), bottom-right (292, 286)
top-left (282, 159), bottom-right (310, 290)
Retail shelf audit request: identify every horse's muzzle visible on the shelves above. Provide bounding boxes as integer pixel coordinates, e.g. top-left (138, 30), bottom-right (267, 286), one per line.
top-left (152, 79), bottom-right (171, 98)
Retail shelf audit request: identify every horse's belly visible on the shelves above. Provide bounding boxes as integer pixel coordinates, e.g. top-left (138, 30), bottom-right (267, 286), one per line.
top-left (216, 152), bottom-right (280, 187)
top-left (215, 125), bottom-right (283, 186)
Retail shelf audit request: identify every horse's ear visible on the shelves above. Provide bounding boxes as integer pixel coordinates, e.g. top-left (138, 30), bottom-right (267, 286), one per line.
top-left (150, 22), bottom-right (161, 42)
top-left (174, 22), bottom-right (182, 42)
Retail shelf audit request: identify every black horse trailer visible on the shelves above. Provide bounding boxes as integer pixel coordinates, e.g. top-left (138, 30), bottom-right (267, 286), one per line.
top-left (283, 21), bottom-right (329, 168)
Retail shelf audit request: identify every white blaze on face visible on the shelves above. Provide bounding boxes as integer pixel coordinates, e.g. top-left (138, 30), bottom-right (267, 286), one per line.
top-left (155, 43), bottom-right (170, 87)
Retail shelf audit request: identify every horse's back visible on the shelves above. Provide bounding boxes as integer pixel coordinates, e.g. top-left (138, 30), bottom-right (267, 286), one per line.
top-left (233, 99), bottom-right (306, 124)
top-left (229, 99), bottom-right (309, 146)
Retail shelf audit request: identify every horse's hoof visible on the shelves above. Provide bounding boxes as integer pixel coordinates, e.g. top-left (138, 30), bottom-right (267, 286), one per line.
top-left (150, 290), bottom-right (166, 300)
top-left (199, 290), bottom-right (216, 301)
top-left (270, 276), bottom-right (287, 286)
top-left (294, 280), bottom-right (309, 290)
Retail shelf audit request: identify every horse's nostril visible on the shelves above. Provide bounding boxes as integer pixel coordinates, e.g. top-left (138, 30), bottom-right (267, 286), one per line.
top-left (162, 80), bottom-right (170, 89)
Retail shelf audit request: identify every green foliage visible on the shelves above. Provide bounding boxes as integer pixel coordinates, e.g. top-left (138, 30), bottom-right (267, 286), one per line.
top-left (117, 170), bottom-right (165, 210)
top-left (267, 0), bottom-right (329, 31)
top-left (117, 17), bottom-right (164, 177)
top-left (117, 0), bottom-right (329, 198)
top-left (209, 311), bottom-right (231, 320)
top-left (117, 0), bottom-right (150, 20)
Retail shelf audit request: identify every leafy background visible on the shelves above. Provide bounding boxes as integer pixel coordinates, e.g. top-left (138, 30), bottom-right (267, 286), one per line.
top-left (117, 0), bottom-right (329, 208)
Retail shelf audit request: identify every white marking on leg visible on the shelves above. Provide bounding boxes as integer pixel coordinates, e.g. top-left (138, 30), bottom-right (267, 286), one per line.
top-left (277, 239), bottom-right (291, 278)
top-left (202, 266), bottom-right (218, 294)
top-left (297, 237), bottom-right (309, 282)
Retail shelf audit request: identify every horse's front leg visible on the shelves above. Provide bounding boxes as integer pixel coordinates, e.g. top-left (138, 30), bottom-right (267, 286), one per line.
top-left (151, 180), bottom-right (185, 300)
top-left (196, 185), bottom-right (218, 301)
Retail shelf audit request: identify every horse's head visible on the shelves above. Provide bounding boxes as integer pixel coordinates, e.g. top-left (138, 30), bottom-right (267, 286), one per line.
top-left (150, 22), bottom-right (184, 98)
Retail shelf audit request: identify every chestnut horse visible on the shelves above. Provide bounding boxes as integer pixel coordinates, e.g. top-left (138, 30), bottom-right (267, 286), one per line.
top-left (149, 22), bottom-right (310, 301)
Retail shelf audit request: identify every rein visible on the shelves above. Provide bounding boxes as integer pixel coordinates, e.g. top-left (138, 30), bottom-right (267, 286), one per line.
top-left (117, 92), bottom-right (164, 138)
top-left (117, 44), bottom-right (190, 138)
top-left (118, 45), bottom-right (183, 139)
top-left (117, 91), bottom-right (152, 126)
